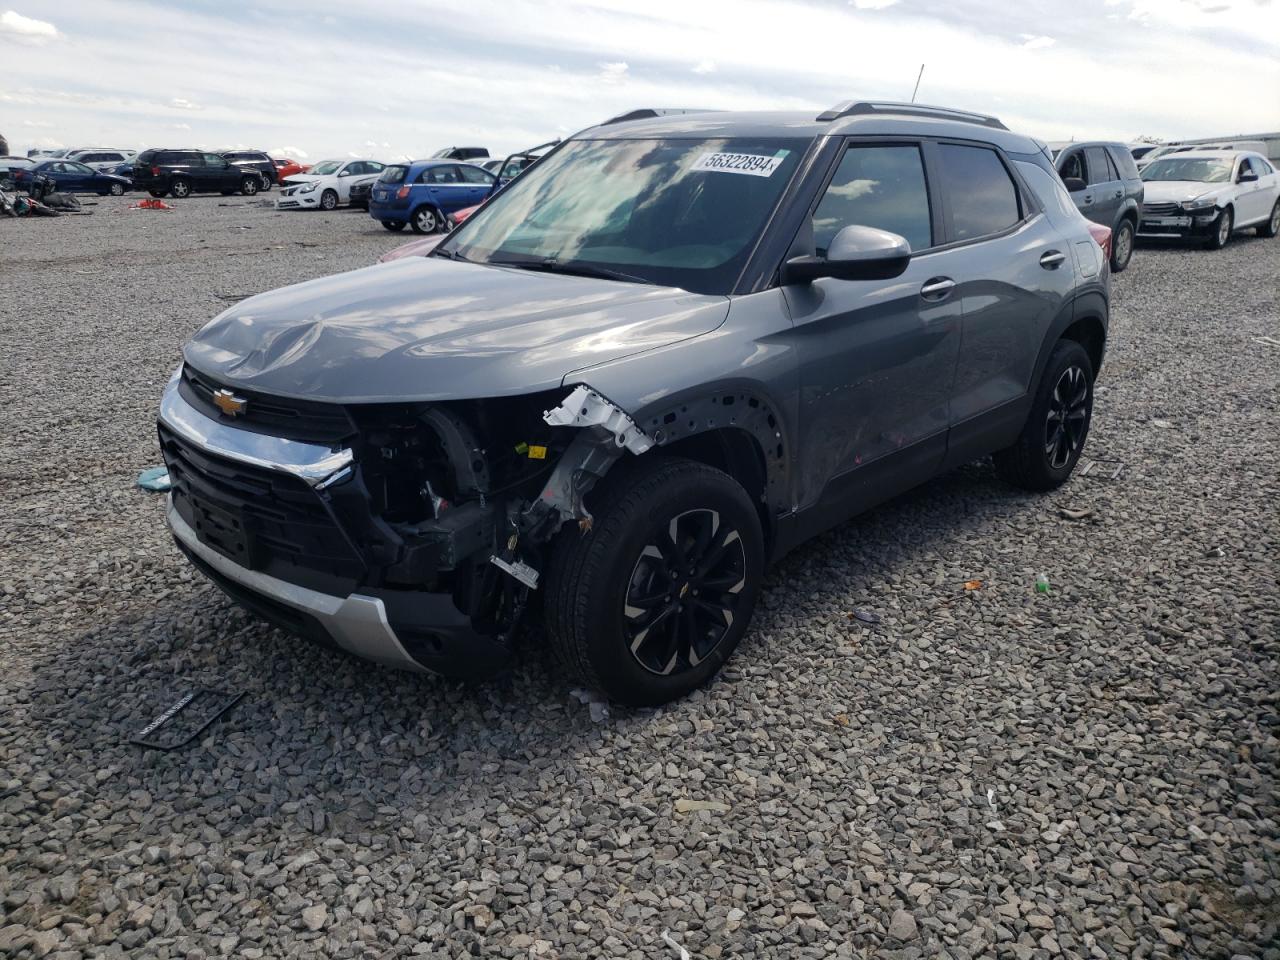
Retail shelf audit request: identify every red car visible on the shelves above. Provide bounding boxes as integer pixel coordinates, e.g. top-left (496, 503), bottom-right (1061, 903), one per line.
top-left (273, 158), bottom-right (310, 180)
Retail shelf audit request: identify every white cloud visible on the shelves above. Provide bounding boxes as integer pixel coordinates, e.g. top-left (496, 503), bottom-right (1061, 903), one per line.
top-left (21, 118), bottom-right (53, 128)
top-left (0, 10), bottom-right (58, 44)
top-left (849, 0), bottom-right (898, 9)
top-left (172, 122), bottom-right (191, 130)
top-left (597, 61), bottom-right (629, 84)
top-left (692, 59), bottom-right (716, 74)
top-left (170, 97), bottom-right (199, 110)
top-left (1020, 34), bottom-right (1056, 49)
top-left (270, 146), bottom-right (309, 159)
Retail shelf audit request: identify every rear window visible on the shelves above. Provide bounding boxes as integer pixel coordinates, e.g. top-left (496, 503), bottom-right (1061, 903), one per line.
top-left (938, 144), bottom-right (1022, 241)
top-left (379, 165), bottom-right (408, 184)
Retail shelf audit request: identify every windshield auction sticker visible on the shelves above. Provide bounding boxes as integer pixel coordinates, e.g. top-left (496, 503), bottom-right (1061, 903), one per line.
top-left (691, 150), bottom-right (788, 177)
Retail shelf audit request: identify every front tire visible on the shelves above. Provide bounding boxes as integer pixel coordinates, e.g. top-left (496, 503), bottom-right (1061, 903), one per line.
top-left (108, 182), bottom-right (125, 197)
top-left (240, 177), bottom-right (259, 196)
top-left (1260, 199), bottom-right (1280, 239)
top-left (381, 220), bottom-right (406, 231)
top-left (169, 179), bottom-right (191, 199)
top-left (319, 189), bottom-right (338, 211)
top-left (545, 458), bottom-right (764, 706)
top-left (1204, 205), bottom-right (1233, 249)
top-left (993, 339), bottom-right (1094, 492)
top-left (1110, 219), bottom-right (1134, 272)
top-left (259, 173), bottom-right (273, 192)
top-left (410, 205), bottom-right (440, 234)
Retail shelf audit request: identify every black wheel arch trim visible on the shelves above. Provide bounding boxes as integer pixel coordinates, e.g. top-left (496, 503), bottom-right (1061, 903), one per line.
top-left (1030, 291), bottom-right (1108, 394)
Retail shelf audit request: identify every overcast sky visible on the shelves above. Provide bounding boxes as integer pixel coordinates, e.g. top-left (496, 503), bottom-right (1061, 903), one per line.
top-left (2, 0), bottom-right (1277, 161)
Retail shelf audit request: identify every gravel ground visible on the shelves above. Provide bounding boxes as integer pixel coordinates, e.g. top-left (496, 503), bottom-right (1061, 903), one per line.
top-left (0, 195), bottom-right (1277, 960)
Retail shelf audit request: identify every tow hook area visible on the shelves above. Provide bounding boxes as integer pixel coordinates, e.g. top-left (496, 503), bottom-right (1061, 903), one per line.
top-left (522, 385), bottom-right (654, 536)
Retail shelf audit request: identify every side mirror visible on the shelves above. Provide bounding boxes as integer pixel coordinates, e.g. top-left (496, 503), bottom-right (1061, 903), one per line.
top-left (339, 169), bottom-right (351, 177)
top-left (783, 224), bottom-right (911, 283)
top-left (1239, 171), bottom-right (1258, 183)
top-left (1062, 176), bottom-right (1087, 193)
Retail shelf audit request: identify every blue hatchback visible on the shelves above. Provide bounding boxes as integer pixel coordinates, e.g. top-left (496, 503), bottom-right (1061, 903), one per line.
top-left (368, 160), bottom-right (495, 234)
top-left (33, 159), bottom-right (132, 195)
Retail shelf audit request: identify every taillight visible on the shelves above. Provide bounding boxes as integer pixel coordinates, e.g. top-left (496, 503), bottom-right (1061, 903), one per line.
top-left (1086, 222), bottom-right (1112, 265)
top-left (151, 165), bottom-right (161, 176)
top-left (396, 185), bottom-right (410, 199)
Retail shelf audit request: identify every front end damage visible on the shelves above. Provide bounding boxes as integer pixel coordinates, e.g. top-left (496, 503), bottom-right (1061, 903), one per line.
top-left (158, 369), bottom-right (651, 677)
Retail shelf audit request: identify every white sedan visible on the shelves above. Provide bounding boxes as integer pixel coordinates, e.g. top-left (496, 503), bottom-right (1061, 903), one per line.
top-left (276, 158), bottom-right (385, 211)
top-left (1138, 150), bottom-right (1280, 249)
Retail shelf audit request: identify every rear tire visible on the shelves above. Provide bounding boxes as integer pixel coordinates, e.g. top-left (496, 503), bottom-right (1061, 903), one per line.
top-left (169, 179), bottom-right (191, 199)
top-left (993, 339), bottom-right (1094, 492)
top-left (319, 189), bottom-right (338, 211)
top-left (410, 205), bottom-right (440, 234)
top-left (544, 457), bottom-right (764, 706)
top-left (1110, 219), bottom-right (1134, 272)
top-left (1260, 199), bottom-right (1280, 239)
top-left (1204, 205), bottom-right (1232, 249)
top-left (259, 173), bottom-right (272, 192)
top-left (149, 189), bottom-right (167, 198)
top-left (381, 220), bottom-right (406, 231)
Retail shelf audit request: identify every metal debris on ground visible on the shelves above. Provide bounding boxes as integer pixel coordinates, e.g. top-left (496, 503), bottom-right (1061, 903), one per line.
top-left (131, 198), bottom-right (174, 211)
top-left (963, 579), bottom-right (983, 591)
top-left (136, 466), bottom-right (172, 491)
top-left (673, 798), bottom-right (731, 814)
top-left (1151, 418), bottom-right (1173, 429)
top-left (1059, 506), bottom-right (1094, 521)
top-left (129, 688), bottom-right (245, 751)
top-left (1251, 335), bottom-right (1280, 347)
top-left (850, 609), bottom-right (881, 624)
top-left (1080, 458), bottom-right (1124, 480)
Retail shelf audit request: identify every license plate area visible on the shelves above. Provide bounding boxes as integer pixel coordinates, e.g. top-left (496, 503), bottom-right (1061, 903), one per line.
top-left (1143, 216), bottom-right (1190, 228)
top-left (189, 494), bottom-right (254, 567)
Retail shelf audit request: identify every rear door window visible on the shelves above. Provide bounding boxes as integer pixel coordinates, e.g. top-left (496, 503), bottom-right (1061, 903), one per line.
top-left (1085, 146), bottom-right (1114, 185)
top-left (812, 144), bottom-right (932, 254)
top-left (937, 144), bottom-right (1022, 241)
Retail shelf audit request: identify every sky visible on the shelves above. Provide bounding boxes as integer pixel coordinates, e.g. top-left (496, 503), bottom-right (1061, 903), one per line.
top-left (2, 0), bottom-right (1278, 162)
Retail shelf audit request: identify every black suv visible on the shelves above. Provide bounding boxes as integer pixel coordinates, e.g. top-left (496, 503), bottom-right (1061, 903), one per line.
top-left (431, 147), bottom-right (489, 161)
top-left (221, 150), bottom-right (278, 190)
top-left (131, 149), bottom-right (262, 198)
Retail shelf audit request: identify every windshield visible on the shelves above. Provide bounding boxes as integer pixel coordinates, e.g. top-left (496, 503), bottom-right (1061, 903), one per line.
top-left (308, 160), bottom-right (342, 175)
top-left (1141, 158), bottom-right (1233, 183)
top-left (441, 137), bottom-right (807, 294)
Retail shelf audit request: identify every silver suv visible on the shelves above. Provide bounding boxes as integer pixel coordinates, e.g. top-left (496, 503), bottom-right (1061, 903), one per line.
top-left (158, 101), bottom-right (1109, 705)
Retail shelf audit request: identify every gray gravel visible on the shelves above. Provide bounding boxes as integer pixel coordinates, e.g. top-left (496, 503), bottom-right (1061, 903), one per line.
top-left (1, 196), bottom-right (1278, 959)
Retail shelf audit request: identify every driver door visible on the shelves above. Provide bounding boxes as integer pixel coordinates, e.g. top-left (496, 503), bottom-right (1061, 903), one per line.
top-left (1236, 158), bottom-right (1269, 223)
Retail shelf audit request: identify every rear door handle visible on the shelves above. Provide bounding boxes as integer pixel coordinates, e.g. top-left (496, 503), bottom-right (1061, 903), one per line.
top-left (1082, 194), bottom-right (1093, 203)
top-left (920, 277), bottom-right (955, 300)
top-left (1040, 250), bottom-right (1066, 269)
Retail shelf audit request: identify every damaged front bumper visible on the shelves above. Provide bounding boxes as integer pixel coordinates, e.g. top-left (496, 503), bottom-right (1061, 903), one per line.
top-left (157, 371), bottom-right (653, 677)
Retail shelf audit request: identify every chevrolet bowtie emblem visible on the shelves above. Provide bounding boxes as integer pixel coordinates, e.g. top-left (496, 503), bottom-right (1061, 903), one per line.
top-left (212, 388), bottom-right (248, 417)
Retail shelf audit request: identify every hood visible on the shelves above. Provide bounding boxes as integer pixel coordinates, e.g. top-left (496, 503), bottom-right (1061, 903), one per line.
top-left (283, 173), bottom-right (325, 186)
top-left (183, 257), bottom-right (728, 403)
top-left (1142, 180), bottom-right (1227, 205)
top-left (378, 235), bottom-right (444, 263)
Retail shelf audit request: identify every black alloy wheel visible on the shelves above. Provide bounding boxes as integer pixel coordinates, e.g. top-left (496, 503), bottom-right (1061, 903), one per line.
top-left (624, 508), bottom-right (748, 676)
top-left (1045, 365), bottom-right (1089, 470)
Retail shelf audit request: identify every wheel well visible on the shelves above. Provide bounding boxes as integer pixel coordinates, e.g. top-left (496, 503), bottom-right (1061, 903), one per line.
top-left (1061, 315), bottom-right (1106, 374)
top-left (656, 428), bottom-right (773, 549)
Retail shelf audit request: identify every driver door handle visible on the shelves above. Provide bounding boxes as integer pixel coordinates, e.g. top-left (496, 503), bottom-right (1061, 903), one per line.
top-left (1040, 250), bottom-right (1066, 269)
top-left (920, 277), bottom-right (955, 300)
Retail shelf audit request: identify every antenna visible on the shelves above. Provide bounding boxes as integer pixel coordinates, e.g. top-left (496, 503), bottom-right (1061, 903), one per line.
top-left (910, 64), bottom-right (925, 103)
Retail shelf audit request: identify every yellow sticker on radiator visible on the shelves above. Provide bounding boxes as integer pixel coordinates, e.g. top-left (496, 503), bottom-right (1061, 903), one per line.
top-left (527, 445), bottom-right (547, 460)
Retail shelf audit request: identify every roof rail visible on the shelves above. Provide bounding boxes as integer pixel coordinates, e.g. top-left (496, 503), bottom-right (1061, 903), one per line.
top-left (816, 100), bottom-right (1008, 130)
top-left (602, 108), bottom-right (721, 125)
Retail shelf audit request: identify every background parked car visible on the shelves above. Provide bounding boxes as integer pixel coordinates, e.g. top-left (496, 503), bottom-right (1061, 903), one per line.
top-left (1054, 141), bottom-right (1143, 272)
top-left (367, 160), bottom-right (496, 233)
top-left (131, 149), bottom-right (263, 198)
top-left (276, 158), bottom-right (385, 211)
top-left (274, 158), bottom-right (309, 180)
top-left (32, 159), bottom-right (132, 196)
top-left (431, 146), bottom-right (489, 160)
top-left (0, 157), bottom-right (56, 198)
top-left (66, 149), bottom-right (135, 172)
top-left (1138, 150), bottom-right (1280, 249)
top-left (221, 150), bottom-right (279, 190)
top-left (348, 179), bottom-right (373, 210)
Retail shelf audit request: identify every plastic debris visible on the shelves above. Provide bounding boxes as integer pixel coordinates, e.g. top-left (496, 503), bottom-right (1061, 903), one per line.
top-left (136, 466), bottom-right (172, 492)
top-left (1204, 546), bottom-right (1225, 558)
top-left (1059, 506), bottom-right (1093, 521)
top-left (1080, 458), bottom-right (1124, 480)
top-left (674, 798), bottom-right (730, 814)
top-left (568, 687), bottom-right (610, 723)
top-left (1035, 573), bottom-right (1050, 594)
top-left (985, 787), bottom-right (1005, 831)
top-left (131, 198), bottom-right (174, 211)
top-left (1151, 418), bottom-right (1173, 429)
top-left (661, 930), bottom-right (691, 960)
top-left (963, 579), bottom-right (983, 591)
top-left (1252, 335), bottom-right (1280, 348)
top-left (850, 609), bottom-right (881, 624)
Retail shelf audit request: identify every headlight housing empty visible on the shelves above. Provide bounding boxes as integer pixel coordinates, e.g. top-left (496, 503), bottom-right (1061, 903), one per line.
top-left (299, 181), bottom-right (319, 193)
